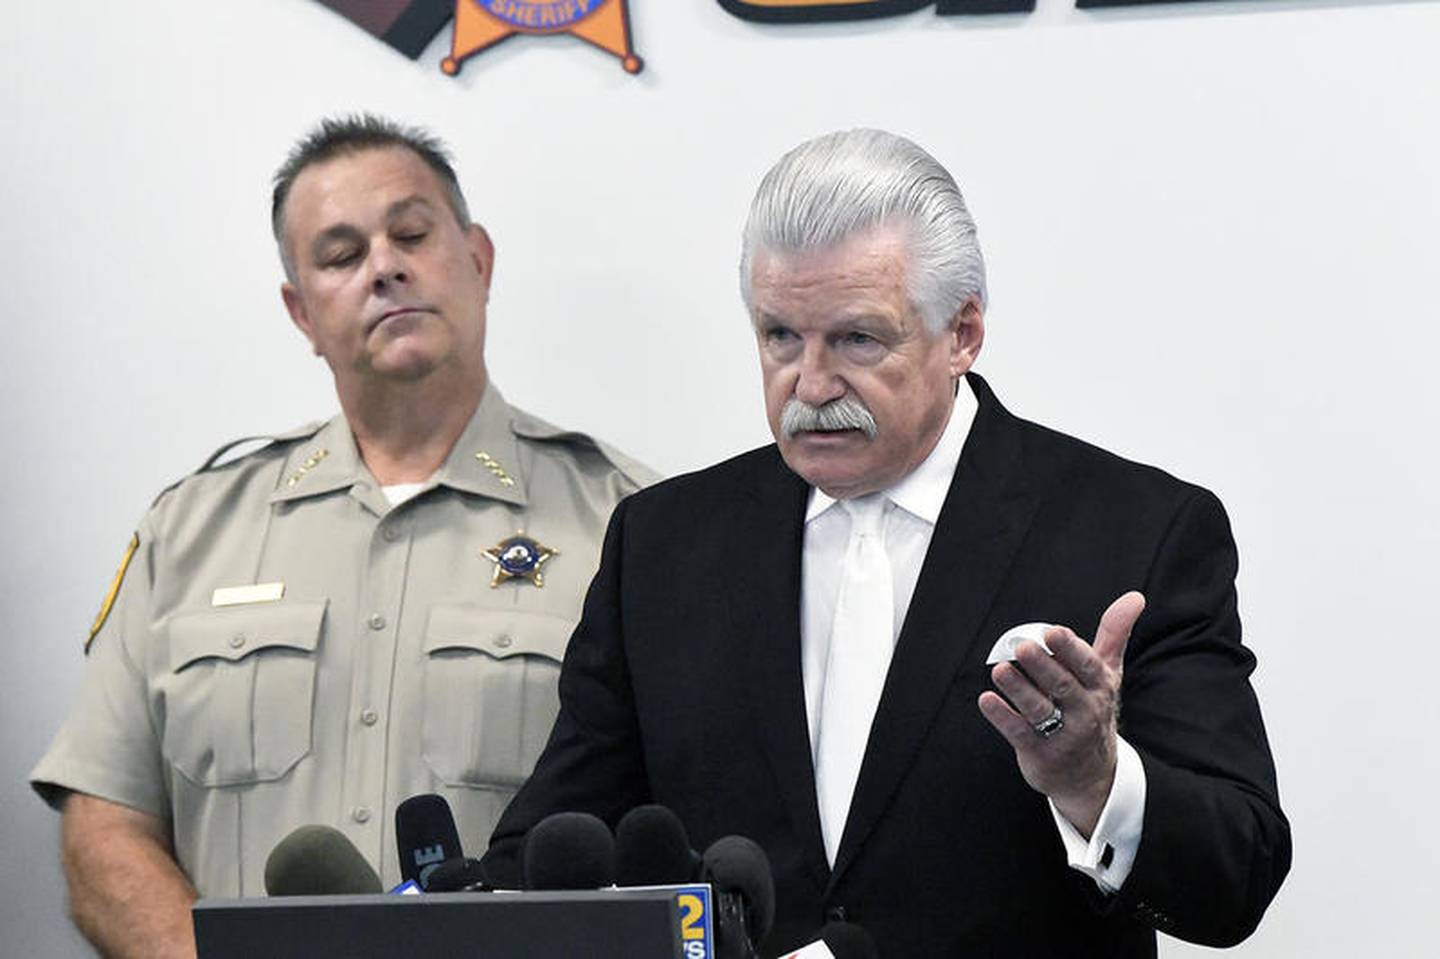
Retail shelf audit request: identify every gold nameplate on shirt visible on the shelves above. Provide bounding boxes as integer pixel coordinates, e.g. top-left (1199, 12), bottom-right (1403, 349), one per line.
top-left (211, 582), bottom-right (286, 607)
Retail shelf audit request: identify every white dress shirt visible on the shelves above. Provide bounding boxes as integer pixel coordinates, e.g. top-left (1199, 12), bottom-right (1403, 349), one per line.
top-left (799, 385), bottom-right (1145, 892)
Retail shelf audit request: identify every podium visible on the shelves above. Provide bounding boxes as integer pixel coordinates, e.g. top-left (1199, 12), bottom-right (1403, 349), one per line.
top-left (194, 888), bottom-right (687, 958)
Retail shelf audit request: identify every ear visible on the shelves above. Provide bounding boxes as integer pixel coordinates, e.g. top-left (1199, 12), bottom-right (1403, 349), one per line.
top-left (281, 282), bottom-right (321, 356)
top-left (466, 224), bottom-right (496, 295)
top-left (946, 296), bottom-right (985, 378)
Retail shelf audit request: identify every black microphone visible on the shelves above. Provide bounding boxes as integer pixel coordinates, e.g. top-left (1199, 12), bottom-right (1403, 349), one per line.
top-left (395, 793), bottom-right (464, 888)
top-left (264, 825), bottom-right (383, 896)
top-left (615, 804), bottom-right (702, 886)
top-left (703, 835), bottom-right (776, 959)
top-left (421, 856), bottom-right (490, 892)
top-left (522, 811), bottom-right (615, 890)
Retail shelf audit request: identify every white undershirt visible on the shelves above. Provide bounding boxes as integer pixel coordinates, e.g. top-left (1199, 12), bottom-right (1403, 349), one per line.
top-left (799, 386), bottom-right (1144, 892)
top-left (381, 482), bottom-right (427, 507)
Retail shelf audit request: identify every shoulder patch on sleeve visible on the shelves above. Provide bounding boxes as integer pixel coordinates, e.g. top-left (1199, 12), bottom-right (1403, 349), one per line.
top-left (510, 411), bottom-right (660, 489)
top-left (86, 532), bottom-right (138, 654)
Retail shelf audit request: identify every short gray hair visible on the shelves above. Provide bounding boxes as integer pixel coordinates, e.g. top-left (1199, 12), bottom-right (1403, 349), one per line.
top-left (271, 114), bottom-right (472, 282)
top-left (740, 129), bottom-right (987, 333)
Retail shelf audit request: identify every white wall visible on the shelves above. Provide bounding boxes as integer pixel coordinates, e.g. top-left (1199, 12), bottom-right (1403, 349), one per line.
top-left (3, 1), bottom-right (1437, 954)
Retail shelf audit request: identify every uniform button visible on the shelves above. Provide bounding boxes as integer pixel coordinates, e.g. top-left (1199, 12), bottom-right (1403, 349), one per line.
top-left (493, 634), bottom-right (513, 649)
top-left (382, 527), bottom-right (399, 542)
top-left (368, 613), bottom-right (387, 631)
top-left (352, 806), bottom-right (371, 824)
top-left (360, 708), bottom-right (379, 726)
top-left (826, 905), bottom-right (848, 923)
top-left (229, 633), bottom-right (246, 649)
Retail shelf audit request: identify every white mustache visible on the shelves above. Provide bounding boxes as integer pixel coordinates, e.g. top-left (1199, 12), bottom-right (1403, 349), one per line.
top-left (780, 397), bottom-right (878, 439)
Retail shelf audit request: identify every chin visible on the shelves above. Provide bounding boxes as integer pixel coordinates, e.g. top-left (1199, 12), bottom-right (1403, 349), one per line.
top-left (369, 344), bottom-right (449, 378)
top-left (780, 449), bottom-right (862, 497)
top-left (368, 358), bottom-right (442, 383)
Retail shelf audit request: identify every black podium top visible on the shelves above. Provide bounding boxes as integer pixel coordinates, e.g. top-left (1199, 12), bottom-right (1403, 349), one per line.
top-left (195, 888), bottom-right (684, 958)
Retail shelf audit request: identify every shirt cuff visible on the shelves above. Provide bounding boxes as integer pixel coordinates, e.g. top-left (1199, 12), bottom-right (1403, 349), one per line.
top-left (1048, 736), bottom-right (1146, 894)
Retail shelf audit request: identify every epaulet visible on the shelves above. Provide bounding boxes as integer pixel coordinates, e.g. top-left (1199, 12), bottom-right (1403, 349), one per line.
top-left (197, 421), bottom-right (326, 473)
top-left (147, 422), bottom-right (326, 509)
top-left (509, 410), bottom-right (660, 489)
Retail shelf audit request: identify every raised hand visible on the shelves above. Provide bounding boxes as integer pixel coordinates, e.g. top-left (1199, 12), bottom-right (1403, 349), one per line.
top-left (977, 592), bottom-right (1146, 836)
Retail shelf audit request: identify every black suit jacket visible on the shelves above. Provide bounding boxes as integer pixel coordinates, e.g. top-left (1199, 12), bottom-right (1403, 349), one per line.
top-left (486, 374), bottom-right (1290, 957)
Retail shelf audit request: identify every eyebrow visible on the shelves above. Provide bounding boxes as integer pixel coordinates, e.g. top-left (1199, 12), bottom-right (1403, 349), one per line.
top-left (754, 311), bottom-right (893, 330)
top-left (307, 195), bottom-right (439, 261)
top-left (384, 195), bottom-right (438, 222)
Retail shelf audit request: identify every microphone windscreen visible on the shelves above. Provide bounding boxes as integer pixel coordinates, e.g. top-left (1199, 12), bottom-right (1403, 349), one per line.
top-left (264, 824), bottom-right (383, 896)
top-left (615, 804), bottom-right (701, 886)
top-left (820, 922), bottom-right (880, 959)
top-left (523, 811), bottom-right (615, 890)
top-left (702, 835), bottom-right (776, 943)
top-left (395, 793), bottom-right (464, 886)
top-left (422, 856), bottom-right (490, 892)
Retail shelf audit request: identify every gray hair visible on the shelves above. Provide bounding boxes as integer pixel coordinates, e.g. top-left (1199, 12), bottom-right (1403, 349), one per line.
top-left (740, 129), bottom-right (987, 333)
top-left (271, 114), bottom-right (472, 282)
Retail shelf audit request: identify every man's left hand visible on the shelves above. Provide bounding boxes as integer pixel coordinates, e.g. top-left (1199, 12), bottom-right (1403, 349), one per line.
top-left (977, 591), bottom-right (1146, 837)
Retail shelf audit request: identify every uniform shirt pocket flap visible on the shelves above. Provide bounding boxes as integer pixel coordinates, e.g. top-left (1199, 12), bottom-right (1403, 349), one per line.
top-left (423, 605), bottom-right (572, 663)
top-left (169, 600), bottom-right (327, 672)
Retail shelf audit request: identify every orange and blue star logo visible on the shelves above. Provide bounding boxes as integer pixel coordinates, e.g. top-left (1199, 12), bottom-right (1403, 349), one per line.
top-left (446, 0), bottom-right (642, 75)
top-left (318, 0), bottom-right (642, 76)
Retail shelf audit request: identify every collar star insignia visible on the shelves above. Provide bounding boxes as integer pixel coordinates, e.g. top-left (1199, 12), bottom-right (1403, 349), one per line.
top-left (481, 532), bottom-right (558, 588)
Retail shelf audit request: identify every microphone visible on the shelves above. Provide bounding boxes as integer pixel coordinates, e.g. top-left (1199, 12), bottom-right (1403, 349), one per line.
top-left (522, 811), bottom-right (616, 890)
top-left (615, 804), bottom-right (702, 886)
top-left (264, 825), bottom-right (383, 896)
top-left (421, 855), bottom-right (490, 892)
top-left (395, 793), bottom-right (463, 888)
top-left (774, 922), bottom-right (880, 959)
top-left (703, 835), bottom-right (776, 959)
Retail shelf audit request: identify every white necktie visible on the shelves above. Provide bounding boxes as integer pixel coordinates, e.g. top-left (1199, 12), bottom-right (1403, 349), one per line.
top-left (815, 494), bottom-right (894, 866)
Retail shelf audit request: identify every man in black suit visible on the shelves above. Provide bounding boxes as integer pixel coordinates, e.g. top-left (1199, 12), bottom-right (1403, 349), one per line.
top-left (485, 129), bottom-right (1290, 956)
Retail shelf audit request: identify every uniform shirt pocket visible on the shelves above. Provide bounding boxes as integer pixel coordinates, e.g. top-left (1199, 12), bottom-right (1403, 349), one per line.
top-left (420, 605), bottom-right (572, 789)
top-left (160, 601), bottom-right (325, 787)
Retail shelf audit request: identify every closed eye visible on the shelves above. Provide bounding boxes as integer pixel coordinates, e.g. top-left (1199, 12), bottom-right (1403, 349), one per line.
top-left (322, 247), bottom-right (362, 268)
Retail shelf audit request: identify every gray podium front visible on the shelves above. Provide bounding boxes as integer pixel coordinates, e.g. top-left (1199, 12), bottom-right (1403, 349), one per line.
top-left (194, 889), bottom-right (685, 958)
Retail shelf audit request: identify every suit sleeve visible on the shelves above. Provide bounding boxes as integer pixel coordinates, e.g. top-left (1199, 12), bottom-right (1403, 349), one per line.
top-left (1113, 488), bottom-right (1292, 946)
top-left (483, 495), bottom-right (652, 885)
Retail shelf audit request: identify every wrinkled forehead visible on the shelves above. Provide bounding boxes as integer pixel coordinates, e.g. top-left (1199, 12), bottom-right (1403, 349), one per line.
top-left (748, 224), bottom-right (916, 316)
top-left (283, 146), bottom-right (450, 238)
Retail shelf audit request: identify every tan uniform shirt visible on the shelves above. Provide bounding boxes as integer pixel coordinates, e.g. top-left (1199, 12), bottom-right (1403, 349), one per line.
top-left (31, 383), bottom-right (656, 895)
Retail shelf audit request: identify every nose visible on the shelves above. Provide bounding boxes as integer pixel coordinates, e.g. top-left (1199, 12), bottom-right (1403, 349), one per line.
top-left (793, 341), bottom-right (845, 407)
top-left (368, 241), bottom-right (410, 293)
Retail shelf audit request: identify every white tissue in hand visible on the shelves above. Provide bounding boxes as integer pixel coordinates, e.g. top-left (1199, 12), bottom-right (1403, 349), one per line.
top-left (986, 622), bottom-right (1057, 664)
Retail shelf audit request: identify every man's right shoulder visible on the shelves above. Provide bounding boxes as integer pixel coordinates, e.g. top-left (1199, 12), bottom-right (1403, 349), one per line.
top-left (144, 420), bottom-right (329, 522)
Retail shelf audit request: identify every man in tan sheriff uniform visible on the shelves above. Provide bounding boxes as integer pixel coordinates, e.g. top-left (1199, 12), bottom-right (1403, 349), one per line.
top-left (29, 115), bottom-right (656, 959)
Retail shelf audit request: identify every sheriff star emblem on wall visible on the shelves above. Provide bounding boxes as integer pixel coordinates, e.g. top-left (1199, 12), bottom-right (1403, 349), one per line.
top-left (445, 1), bottom-right (642, 75)
top-left (317, 0), bottom-right (642, 76)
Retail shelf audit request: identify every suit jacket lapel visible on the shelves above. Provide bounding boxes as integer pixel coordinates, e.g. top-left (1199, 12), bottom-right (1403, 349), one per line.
top-left (727, 449), bottom-right (832, 888)
top-left (829, 374), bottom-right (1043, 886)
